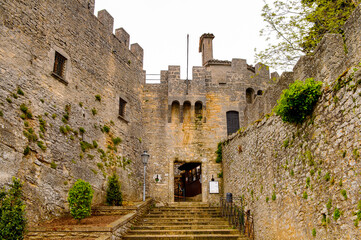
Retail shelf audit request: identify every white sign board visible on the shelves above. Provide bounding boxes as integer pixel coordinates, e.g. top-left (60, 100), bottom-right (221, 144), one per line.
top-left (209, 181), bottom-right (219, 194)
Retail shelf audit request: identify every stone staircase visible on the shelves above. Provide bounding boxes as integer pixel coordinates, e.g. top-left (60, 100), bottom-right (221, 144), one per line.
top-left (123, 202), bottom-right (248, 240)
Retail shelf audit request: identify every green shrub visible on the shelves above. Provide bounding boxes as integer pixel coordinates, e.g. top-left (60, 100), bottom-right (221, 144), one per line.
top-left (106, 173), bottom-right (123, 206)
top-left (68, 179), bottom-right (93, 222)
top-left (333, 208), bottom-right (341, 221)
top-left (17, 88), bottom-right (24, 96)
top-left (102, 125), bottom-right (110, 133)
top-left (217, 171), bottom-right (223, 178)
top-left (274, 78), bottom-right (322, 124)
top-left (215, 142), bottom-right (222, 163)
top-left (95, 95), bottom-right (101, 101)
top-left (0, 177), bottom-right (27, 239)
top-left (79, 127), bottom-right (85, 134)
top-left (91, 108), bottom-right (97, 116)
top-left (112, 137), bottom-right (122, 146)
top-left (341, 189), bottom-right (347, 199)
top-left (272, 191), bottom-right (276, 201)
top-left (312, 228), bottom-right (316, 237)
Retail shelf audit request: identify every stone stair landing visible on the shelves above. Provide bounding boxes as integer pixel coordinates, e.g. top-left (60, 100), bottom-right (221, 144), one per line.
top-left (123, 202), bottom-right (248, 240)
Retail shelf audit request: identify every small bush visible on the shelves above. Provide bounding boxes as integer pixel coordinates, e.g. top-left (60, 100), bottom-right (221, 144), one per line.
top-left (0, 177), bottom-right (27, 239)
top-left (79, 127), bottom-right (85, 134)
top-left (91, 108), bottom-right (97, 116)
top-left (215, 142), bottom-right (222, 163)
top-left (272, 191), bottom-right (276, 201)
top-left (341, 189), bottom-right (347, 199)
top-left (324, 172), bottom-right (330, 182)
top-left (17, 88), bottom-right (24, 96)
top-left (0, 110), bottom-right (3, 117)
top-left (68, 179), bottom-right (94, 222)
top-left (102, 125), bottom-right (110, 133)
top-left (274, 78), bottom-right (322, 124)
top-left (92, 140), bottom-right (98, 148)
top-left (217, 171), bottom-right (223, 178)
top-left (333, 208), bottom-right (341, 221)
top-left (95, 95), bottom-right (101, 101)
top-left (312, 228), bottom-right (316, 237)
top-left (106, 173), bottom-right (123, 206)
top-left (303, 191), bottom-right (308, 199)
top-left (80, 141), bottom-right (93, 152)
top-left (112, 137), bottom-right (122, 145)
top-left (23, 146), bottom-right (30, 156)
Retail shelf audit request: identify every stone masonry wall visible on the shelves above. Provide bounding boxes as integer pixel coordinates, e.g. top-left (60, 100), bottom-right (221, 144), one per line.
top-left (0, 0), bottom-right (145, 222)
top-left (222, 5), bottom-right (361, 240)
top-left (142, 58), bottom-right (271, 204)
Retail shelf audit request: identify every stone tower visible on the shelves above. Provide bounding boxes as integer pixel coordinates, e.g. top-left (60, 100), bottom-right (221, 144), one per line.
top-left (199, 33), bottom-right (215, 66)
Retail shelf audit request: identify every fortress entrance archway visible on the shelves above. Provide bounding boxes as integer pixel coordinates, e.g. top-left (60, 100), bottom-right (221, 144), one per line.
top-left (174, 161), bottom-right (202, 202)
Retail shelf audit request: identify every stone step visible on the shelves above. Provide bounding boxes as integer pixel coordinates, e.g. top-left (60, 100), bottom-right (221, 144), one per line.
top-left (146, 214), bottom-right (221, 218)
top-left (126, 229), bottom-right (240, 235)
top-left (139, 220), bottom-right (229, 225)
top-left (123, 234), bottom-right (246, 240)
top-left (134, 225), bottom-right (232, 230)
top-left (140, 218), bottom-right (228, 224)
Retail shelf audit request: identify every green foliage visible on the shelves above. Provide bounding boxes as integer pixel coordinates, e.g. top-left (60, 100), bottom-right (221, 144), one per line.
top-left (20, 104), bottom-right (33, 119)
top-left (306, 177), bottom-right (310, 186)
top-left (23, 146), bottom-right (30, 156)
top-left (79, 127), bottom-right (85, 134)
top-left (215, 142), bottom-right (223, 163)
top-left (37, 141), bottom-right (46, 151)
top-left (52, 113), bottom-right (57, 119)
top-left (256, 0), bottom-right (358, 70)
top-left (91, 108), bottom-right (97, 116)
top-left (68, 179), bottom-right (93, 221)
top-left (0, 110), bottom-right (3, 117)
top-left (60, 126), bottom-right (68, 135)
top-left (112, 137), bottom-right (122, 146)
top-left (312, 228), bottom-right (316, 237)
top-left (303, 191), bottom-right (308, 199)
top-left (50, 161), bottom-right (57, 169)
top-left (6, 97), bottom-right (12, 103)
top-left (92, 140), bottom-right (98, 148)
top-left (290, 169), bottom-right (294, 176)
top-left (266, 196), bottom-right (270, 202)
top-left (333, 208), bottom-right (341, 221)
top-left (95, 95), bottom-right (101, 101)
top-left (283, 138), bottom-right (289, 148)
top-left (272, 191), bottom-right (276, 201)
top-left (39, 117), bottom-right (46, 133)
top-left (12, 93), bottom-right (18, 99)
top-left (23, 128), bottom-right (38, 142)
top-left (80, 141), bottom-right (93, 152)
top-left (218, 171), bottom-right (223, 178)
top-left (310, 169), bottom-right (315, 176)
top-left (17, 88), bottom-right (24, 96)
top-left (274, 78), bottom-right (322, 124)
top-left (324, 172), bottom-right (330, 181)
top-left (341, 189), bottom-right (347, 199)
top-left (0, 177), bottom-right (27, 240)
top-left (354, 200), bottom-right (361, 227)
top-left (102, 125), bottom-right (110, 133)
top-left (106, 173), bottom-right (123, 206)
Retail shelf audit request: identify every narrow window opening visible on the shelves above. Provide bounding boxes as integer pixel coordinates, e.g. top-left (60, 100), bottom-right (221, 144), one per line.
top-left (226, 111), bottom-right (240, 135)
top-left (53, 52), bottom-right (67, 78)
top-left (183, 101), bottom-right (191, 123)
top-left (195, 101), bottom-right (202, 119)
top-left (171, 101), bottom-right (180, 123)
top-left (246, 88), bottom-right (255, 104)
top-left (119, 97), bottom-right (127, 117)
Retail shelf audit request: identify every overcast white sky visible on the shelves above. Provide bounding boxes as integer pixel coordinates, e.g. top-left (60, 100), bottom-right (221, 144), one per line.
top-left (94, 0), bottom-right (272, 79)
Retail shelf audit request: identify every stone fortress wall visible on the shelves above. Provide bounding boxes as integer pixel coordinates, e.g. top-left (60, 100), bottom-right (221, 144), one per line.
top-left (142, 34), bottom-right (273, 204)
top-left (0, 0), bottom-right (146, 222)
top-left (222, 5), bottom-right (361, 239)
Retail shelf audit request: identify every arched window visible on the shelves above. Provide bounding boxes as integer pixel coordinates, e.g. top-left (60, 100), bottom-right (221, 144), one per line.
top-left (171, 101), bottom-right (180, 123)
top-left (195, 101), bottom-right (203, 119)
top-left (246, 88), bottom-right (255, 104)
top-left (183, 101), bottom-right (191, 123)
top-left (226, 111), bottom-right (239, 135)
top-left (257, 90), bottom-right (263, 95)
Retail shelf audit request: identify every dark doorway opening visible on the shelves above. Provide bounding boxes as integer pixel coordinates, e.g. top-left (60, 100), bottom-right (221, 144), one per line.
top-left (174, 162), bottom-right (202, 202)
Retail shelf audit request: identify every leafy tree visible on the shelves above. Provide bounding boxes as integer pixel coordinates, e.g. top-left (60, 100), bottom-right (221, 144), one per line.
top-left (68, 179), bottom-right (93, 222)
top-left (106, 173), bottom-right (123, 206)
top-left (256, 0), bottom-right (359, 71)
top-left (274, 78), bottom-right (322, 123)
top-left (0, 177), bottom-right (27, 240)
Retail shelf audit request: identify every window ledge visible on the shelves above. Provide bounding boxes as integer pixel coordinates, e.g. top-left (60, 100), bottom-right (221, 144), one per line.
top-left (51, 72), bottom-right (68, 85)
top-left (118, 115), bottom-right (129, 123)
